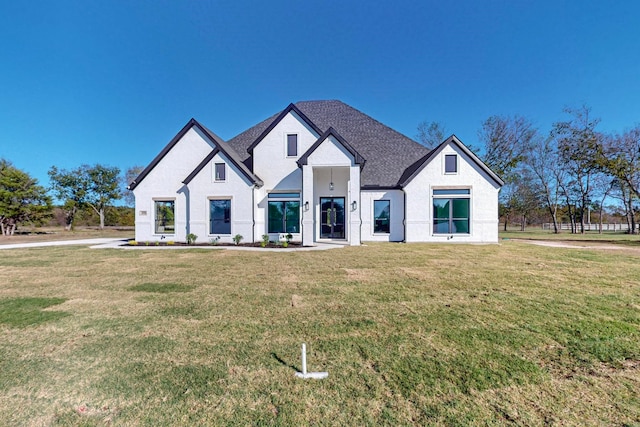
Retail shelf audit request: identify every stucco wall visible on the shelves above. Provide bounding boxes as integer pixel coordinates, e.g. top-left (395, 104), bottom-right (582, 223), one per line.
top-left (185, 152), bottom-right (255, 244)
top-left (360, 190), bottom-right (405, 242)
top-left (252, 111), bottom-right (319, 240)
top-left (404, 142), bottom-right (500, 243)
top-left (133, 127), bottom-right (216, 243)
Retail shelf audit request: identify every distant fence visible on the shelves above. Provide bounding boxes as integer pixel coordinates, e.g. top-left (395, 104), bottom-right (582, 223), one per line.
top-left (542, 223), bottom-right (639, 232)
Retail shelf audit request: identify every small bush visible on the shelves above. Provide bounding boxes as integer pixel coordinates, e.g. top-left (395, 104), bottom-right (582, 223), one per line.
top-left (261, 234), bottom-right (269, 248)
top-left (233, 234), bottom-right (243, 245)
top-left (186, 233), bottom-right (197, 245)
top-left (210, 236), bottom-right (220, 246)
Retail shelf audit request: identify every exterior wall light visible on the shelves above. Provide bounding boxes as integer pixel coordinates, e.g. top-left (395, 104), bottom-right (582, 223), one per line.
top-left (304, 201), bottom-right (309, 211)
top-left (351, 200), bottom-right (357, 211)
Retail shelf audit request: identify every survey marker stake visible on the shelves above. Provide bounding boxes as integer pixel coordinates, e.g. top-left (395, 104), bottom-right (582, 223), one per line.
top-left (295, 343), bottom-right (328, 379)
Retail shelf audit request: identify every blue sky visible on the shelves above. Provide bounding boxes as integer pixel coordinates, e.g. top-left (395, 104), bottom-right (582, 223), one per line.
top-left (1, 1), bottom-right (639, 190)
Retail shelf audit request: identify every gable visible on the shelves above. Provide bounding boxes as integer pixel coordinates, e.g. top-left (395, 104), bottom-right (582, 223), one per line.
top-left (398, 135), bottom-right (504, 188)
top-left (182, 148), bottom-right (257, 188)
top-left (130, 118), bottom-right (262, 191)
top-left (246, 103), bottom-right (322, 154)
top-left (298, 128), bottom-right (365, 167)
top-left (226, 100), bottom-right (430, 188)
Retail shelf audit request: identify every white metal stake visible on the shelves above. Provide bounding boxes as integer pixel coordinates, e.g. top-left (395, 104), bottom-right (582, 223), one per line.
top-left (295, 343), bottom-right (328, 379)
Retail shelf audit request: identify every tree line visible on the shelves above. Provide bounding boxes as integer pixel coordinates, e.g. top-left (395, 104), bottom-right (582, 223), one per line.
top-left (3, 105), bottom-right (639, 236)
top-left (0, 162), bottom-right (142, 236)
top-left (418, 105), bottom-right (640, 234)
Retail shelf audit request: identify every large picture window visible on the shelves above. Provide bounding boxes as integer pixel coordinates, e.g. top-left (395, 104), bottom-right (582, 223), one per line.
top-left (433, 189), bottom-right (470, 234)
top-left (154, 200), bottom-right (175, 234)
top-left (268, 193), bottom-right (300, 233)
top-left (210, 199), bottom-right (231, 234)
top-left (373, 200), bottom-right (390, 234)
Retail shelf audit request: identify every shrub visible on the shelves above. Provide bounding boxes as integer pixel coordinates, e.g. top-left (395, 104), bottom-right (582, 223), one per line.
top-left (261, 234), bottom-right (269, 248)
top-left (233, 234), bottom-right (243, 245)
top-left (186, 233), bottom-right (197, 245)
top-left (210, 236), bottom-right (220, 246)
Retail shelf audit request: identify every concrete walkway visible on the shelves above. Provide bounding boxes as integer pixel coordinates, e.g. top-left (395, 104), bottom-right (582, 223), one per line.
top-left (0, 238), bottom-right (345, 251)
top-left (0, 238), bottom-right (127, 250)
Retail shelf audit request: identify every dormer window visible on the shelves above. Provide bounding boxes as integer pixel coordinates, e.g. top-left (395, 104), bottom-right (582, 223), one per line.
top-left (287, 134), bottom-right (298, 157)
top-left (445, 154), bottom-right (457, 174)
top-left (214, 163), bottom-right (226, 181)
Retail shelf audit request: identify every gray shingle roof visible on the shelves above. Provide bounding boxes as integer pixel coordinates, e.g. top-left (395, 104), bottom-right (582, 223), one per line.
top-left (226, 100), bottom-right (431, 188)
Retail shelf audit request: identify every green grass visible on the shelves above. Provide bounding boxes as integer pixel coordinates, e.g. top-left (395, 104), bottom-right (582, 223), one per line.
top-left (0, 242), bottom-right (639, 425)
top-left (0, 297), bottom-right (69, 327)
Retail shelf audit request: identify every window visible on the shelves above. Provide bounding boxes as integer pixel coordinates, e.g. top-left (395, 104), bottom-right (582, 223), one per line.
top-left (214, 163), bottom-right (226, 181)
top-left (268, 193), bottom-right (300, 233)
top-left (433, 189), bottom-right (470, 234)
top-left (445, 154), bottom-right (457, 173)
top-left (287, 134), bottom-right (298, 157)
top-left (373, 200), bottom-right (390, 234)
top-left (154, 200), bottom-right (175, 234)
top-left (210, 199), bottom-right (231, 234)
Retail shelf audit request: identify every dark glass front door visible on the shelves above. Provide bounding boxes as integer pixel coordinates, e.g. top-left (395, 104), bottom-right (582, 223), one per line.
top-left (320, 197), bottom-right (345, 239)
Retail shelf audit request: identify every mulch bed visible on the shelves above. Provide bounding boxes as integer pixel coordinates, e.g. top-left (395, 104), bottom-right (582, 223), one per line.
top-left (127, 242), bottom-right (302, 248)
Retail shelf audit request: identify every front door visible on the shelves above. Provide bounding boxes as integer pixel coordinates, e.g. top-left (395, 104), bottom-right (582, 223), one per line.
top-left (320, 197), bottom-right (345, 239)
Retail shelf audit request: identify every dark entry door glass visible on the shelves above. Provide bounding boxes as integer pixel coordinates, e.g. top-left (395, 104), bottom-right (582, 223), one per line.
top-left (320, 197), bottom-right (345, 239)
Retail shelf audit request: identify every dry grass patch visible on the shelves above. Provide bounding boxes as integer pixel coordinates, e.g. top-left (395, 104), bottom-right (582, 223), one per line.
top-left (0, 241), bottom-right (639, 425)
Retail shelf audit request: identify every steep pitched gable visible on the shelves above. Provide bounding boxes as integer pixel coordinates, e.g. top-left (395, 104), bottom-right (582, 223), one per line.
top-left (297, 127), bottom-right (366, 167)
top-left (129, 118), bottom-right (262, 191)
top-left (397, 135), bottom-right (504, 187)
top-left (246, 103), bottom-right (323, 154)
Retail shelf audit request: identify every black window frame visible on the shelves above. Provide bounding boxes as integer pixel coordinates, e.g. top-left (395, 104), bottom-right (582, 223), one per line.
top-left (267, 192), bottom-right (300, 234)
top-left (286, 134), bottom-right (298, 157)
top-left (209, 199), bottom-right (231, 235)
top-left (373, 200), bottom-right (391, 234)
top-left (433, 189), bottom-right (470, 235)
top-left (154, 200), bottom-right (175, 234)
top-left (444, 154), bottom-right (458, 174)
top-left (214, 163), bottom-right (226, 181)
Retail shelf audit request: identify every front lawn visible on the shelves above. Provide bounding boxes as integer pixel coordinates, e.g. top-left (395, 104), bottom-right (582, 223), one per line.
top-left (0, 242), bottom-right (638, 425)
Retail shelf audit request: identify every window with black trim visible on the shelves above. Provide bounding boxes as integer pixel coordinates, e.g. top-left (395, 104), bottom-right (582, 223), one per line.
top-left (373, 200), bottom-right (390, 234)
top-left (268, 193), bottom-right (300, 233)
top-left (210, 199), bottom-right (231, 234)
top-left (214, 163), bottom-right (226, 181)
top-left (433, 189), bottom-right (470, 234)
top-left (154, 200), bottom-right (175, 234)
top-left (445, 154), bottom-right (457, 173)
top-left (287, 134), bottom-right (298, 157)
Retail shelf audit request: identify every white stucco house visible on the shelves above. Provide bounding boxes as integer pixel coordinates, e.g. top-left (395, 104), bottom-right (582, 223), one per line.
top-left (129, 100), bottom-right (503, 246)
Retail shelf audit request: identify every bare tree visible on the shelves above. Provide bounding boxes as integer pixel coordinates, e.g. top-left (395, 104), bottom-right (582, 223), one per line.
top-left (478, 115), bottom-right (538, 230)
top-left (416, 120), bottom-right (447, 149)
top-left (124, 165), bottom-right (144, 207)
top-left (551, 105), bottom-right (603, 234)
top-left (523, 136), bottom-right (564, 233)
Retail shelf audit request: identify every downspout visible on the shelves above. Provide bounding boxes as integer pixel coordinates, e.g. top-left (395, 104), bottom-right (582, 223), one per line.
top-left (252, 184), bottom-right (256, 243)
top-left (402, 186), bottom-right (407, 243)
